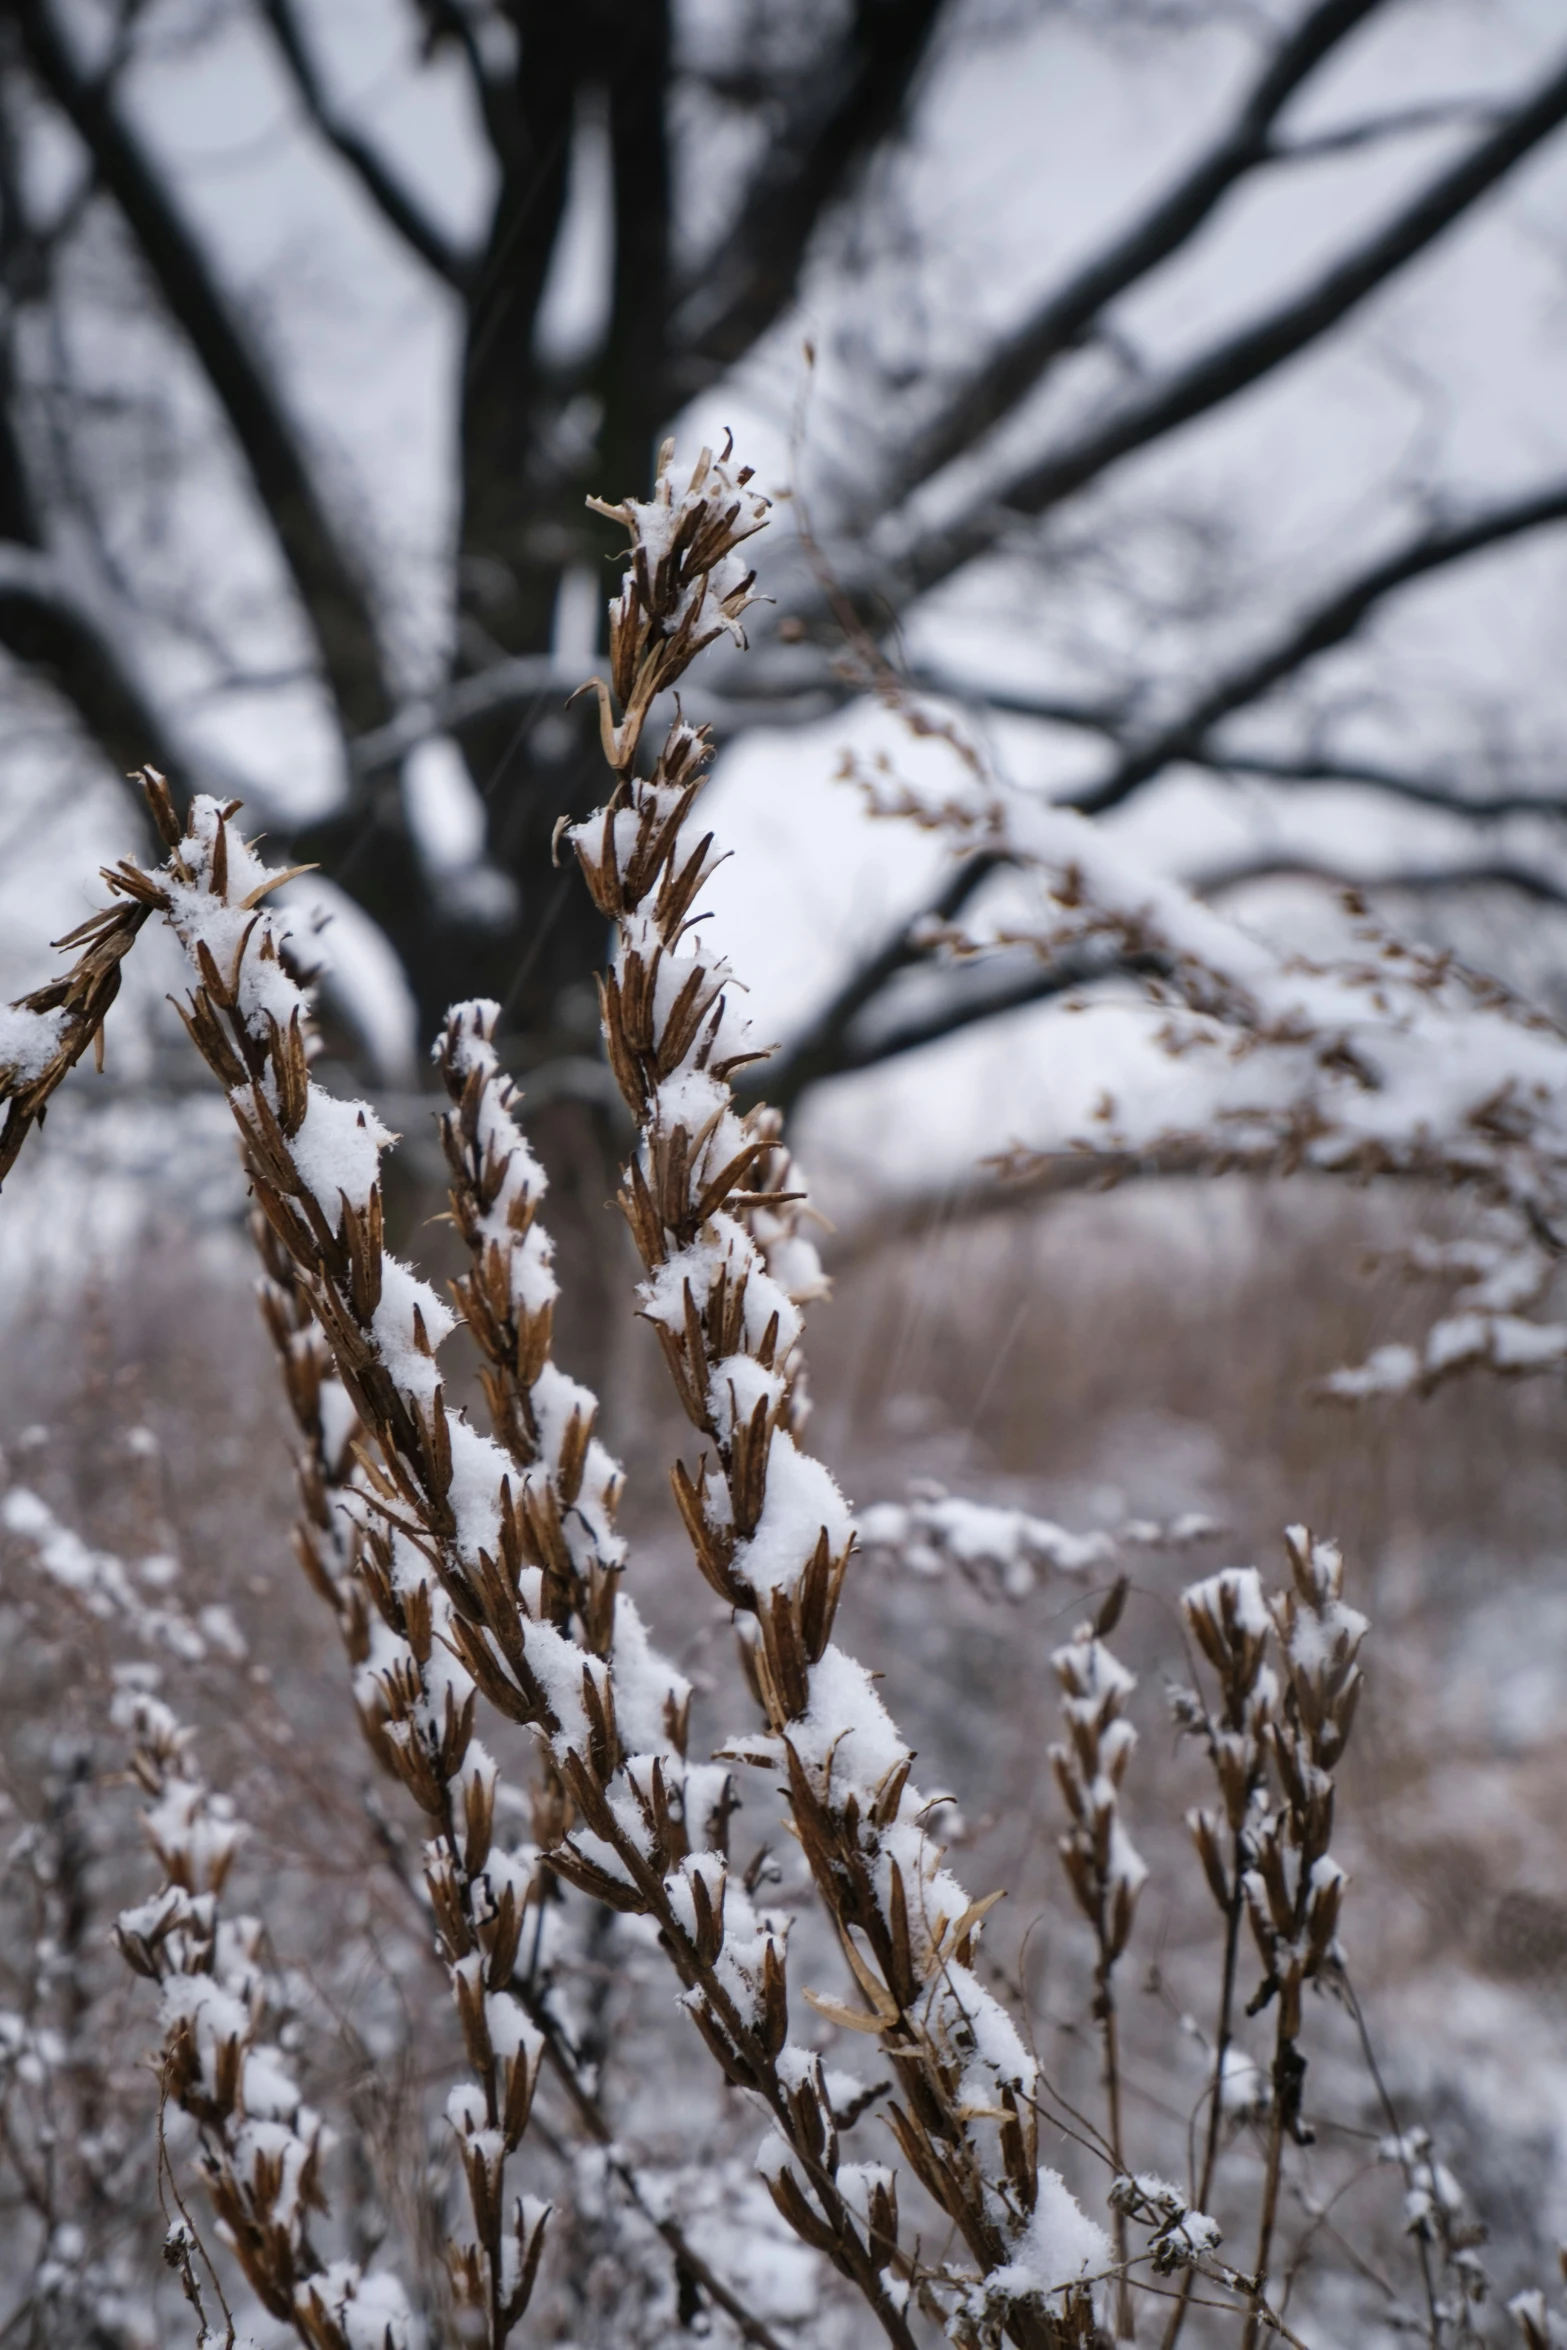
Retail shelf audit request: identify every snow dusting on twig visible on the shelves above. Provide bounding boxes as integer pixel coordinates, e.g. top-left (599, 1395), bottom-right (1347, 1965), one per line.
top-left (112, 1691), bottom-right (412, 2349)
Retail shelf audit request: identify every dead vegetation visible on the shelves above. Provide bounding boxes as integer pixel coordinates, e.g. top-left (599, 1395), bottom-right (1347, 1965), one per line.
top-left (0, 445), bottom-right (1564, 2350)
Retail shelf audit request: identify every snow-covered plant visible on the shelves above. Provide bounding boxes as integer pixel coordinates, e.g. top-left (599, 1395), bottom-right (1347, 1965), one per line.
top-left (112, 1689), bottom-right (413, 2349)
top-left (1237, 1527), bottom-right (1366, 2347)
top-left (0, 890), bottom-right (153, 1186)
top-left (1510, 2277), bottom-right (1567, 2350)
top-left (2, 1479), bottom-right (233, 1666)
top-left (0, 1724), bottom-right (154, 2350)
top-left (1048, 1583), bottom-right (1145, 2331)
top-left (858, 1489), bottom-right (1219, 1600)
top-left (0, 437), bottom-right (1537, 2350)
top-left (568, 442), bottom-right (1122, 2348)
top-left (844, 730), bottom-right (1567, 1402)
top-left (1166, 1564), bottom-right (1278, 2349)
top-left (1382, 2128), bottom-right (1492, 2348)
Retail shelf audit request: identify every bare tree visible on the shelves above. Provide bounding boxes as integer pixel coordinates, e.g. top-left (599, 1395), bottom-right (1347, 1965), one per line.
top-left (4, 0), bottom-right (1567, 1166)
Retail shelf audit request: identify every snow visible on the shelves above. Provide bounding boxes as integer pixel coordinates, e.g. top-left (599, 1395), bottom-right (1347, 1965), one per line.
top-left (731, 1432), bottom-right (851, 1598)
top-left (1183, 1566), bottom-right (1270, 1641)
top-left (484, 1992), bottom-right (542, 2068)
top-left (367, 1261), bottom-right (448, 1406)
top-left (527, 1617), bottom-right (600, 1754)
top-left (709, 1351), bottom-right (786, 1442)
top-left (284, 1085), bottom-right (393, 1218)
top-left (0, 1003), bottom-right (67, 1082)
top-left (835, 2160), bottom-right (894, 2235)
top-left (444, 1417), bottom-right (507, 1561)
top-left (1053, 1631), bottom-right (1136, 1716)
top-left (1283, 1564), bottom-right (1368, 1679)
top-left (983, 2171), bottom-right (1110, 2302)
top-left (789, 1644), bottom-right (907, 1798)
top-left (609, 1595), bottom-right (690, 1758)
top-left (303, 2265), bottom-right (414, 2350)
top-left (1322, 1340), bottom-right (1421, 1400)
top-left (859, 1491), bottom-right (1114, 1593)
top-left (4, 1484), bottom-right (224, 1662)
top-left (640, 1219), bottom-right (804, 1363)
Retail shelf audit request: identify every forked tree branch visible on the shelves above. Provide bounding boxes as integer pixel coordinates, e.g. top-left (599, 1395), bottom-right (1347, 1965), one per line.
top-left (767, 837), bottom-right (1567, 1120)
top-left (758, 479), bottom-right (1567, 1110)
top-left (1067, 477), bottom-right (1567, 813)
top-left (404, 0), bottom-right (510, 155)
top-left (898, 0), bottom-right (1389, 497)
top-left (259, 0), bottom-right (475, 290)
top-left (893, 41), bottom-right (1567, 600)
top-left (17, 0), bottom-right (393, 738)
top-left (675, 0), bottom-right (948, 371)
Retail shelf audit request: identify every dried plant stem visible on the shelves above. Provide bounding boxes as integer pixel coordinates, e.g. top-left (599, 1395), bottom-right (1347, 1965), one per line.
top-left (566, 437), bottom-right (1110, 2348)
top-left (90, 781), bottom-right (556, 2341)
top-left (1244, 2089), bottom-right (1289, 2350)
top-left (358, 1686), bottom-right (794, 2350)
top-left (1341, 1974), bottom-right (1443, 2350)
top-left (1163, 1559), bottom-right (1277, 2350)
top-left (1237, 1530), bottom-right (1366, 2350)
top-left (1156, 1873), bottom-right (1245, 2350)
top-left (0, 887), bottom-right (155, 1184)
top-left (432, 997), bottom-right (905, 2331)
top-left (1196, 1869), bottom-right (1245, 2216)
top-left (514, 1977), bottom-right (793, 2350)
top-left (258, 1242), bottom-right (544, 2341)
top-left (1050, 1589), bottom-right (1145, 2340)
top-left (1102, 2001), bottom-right (1132, 2333)
top-left (95, 774), bottom-right (902, 2340)
top-left (113, 1692), bottom-right (412, 2348)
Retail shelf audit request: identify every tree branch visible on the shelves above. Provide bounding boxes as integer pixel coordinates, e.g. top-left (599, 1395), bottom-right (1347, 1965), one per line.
top-left (18, 0), bottom-right (392, 737)
top-left (1196, 849), bottom-right (1567, 911)
top-left (259, 0), bottom-right (474, 290)
top-left (903, 667), bottom-right (1567, 819)
top-left (0, 541), bottom-right (198, 808)
top-left (896, 43), bottom-right (1567, 599)
top-left (822, 1138), bottom-right (1224, 1271)
top-left (599, 0), bottom-right (674, 510)
top-left (765, 939), bottom-right (1173, 1112)
top-left (898, 0), bottom-right (1389, 496)
top-left (750, 471), bottom-right (1567, 1110)
top-left (1271, 95), bottom-right (1505, 163)
top-left (675, 0), bottom-right (949, 374)
top-left (1067, 477), bottom-right (1567, 813)
top-left (1190, 746), bottom-right (1567, 820)
top-left (727, 481), bottom-right (1567, 1112)
top-left (746, 849), bottom-right (1004, 1112)
top-left (404, 0), bottom-right (511, 157)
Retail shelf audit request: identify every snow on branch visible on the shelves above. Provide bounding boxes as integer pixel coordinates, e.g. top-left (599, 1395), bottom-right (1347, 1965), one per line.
top-left (858, 1485), bottom-right (1218, 1599)
top-left (854, 737), bottom-right (1567, 1399)
top-left (112, 1690), bottom-right (413, 2349)
top-left (0, 1481), bottom-right (239, 1666)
